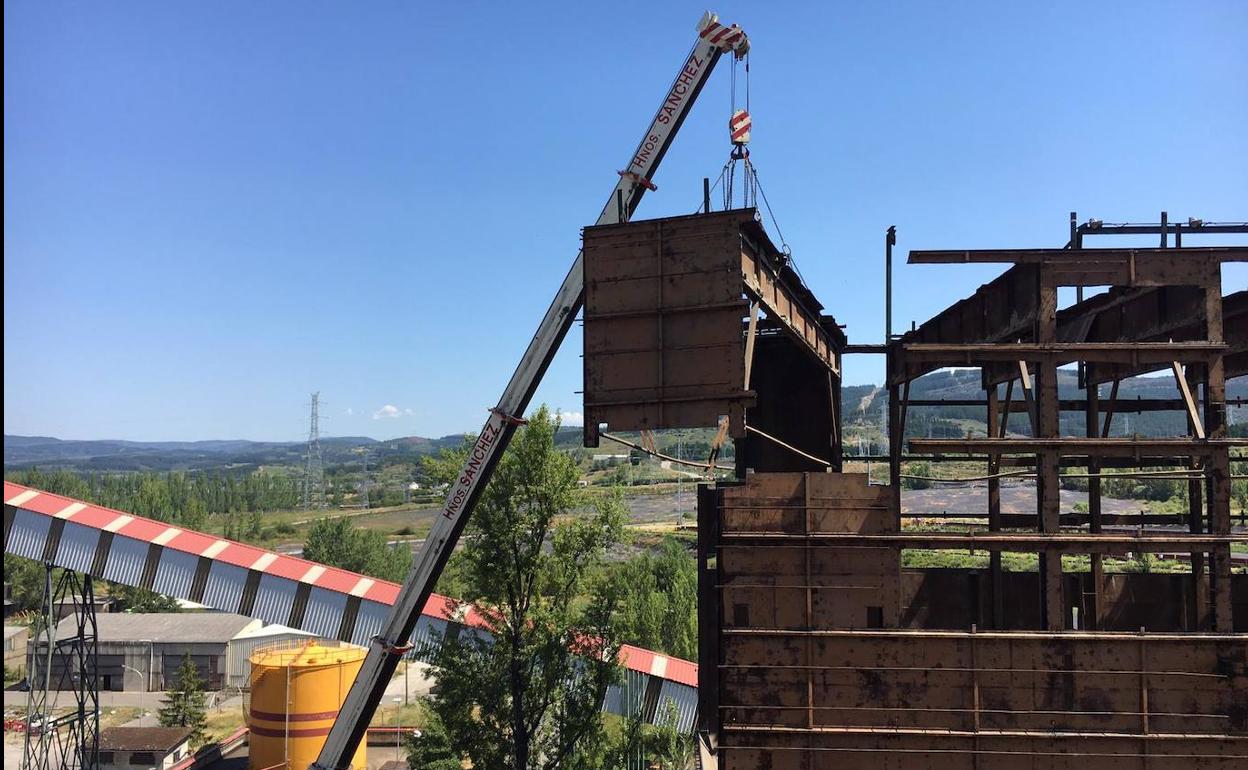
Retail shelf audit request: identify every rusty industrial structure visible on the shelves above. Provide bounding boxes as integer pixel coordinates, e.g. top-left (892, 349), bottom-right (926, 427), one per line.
top-left (582, 209), bottom-right (845, 472)
top-left (582, 210), bottom-right (1247, 769)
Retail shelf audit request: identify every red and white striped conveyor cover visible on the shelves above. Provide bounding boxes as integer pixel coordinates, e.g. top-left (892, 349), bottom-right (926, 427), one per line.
top-left (2, 481), bottom-right (696, 690)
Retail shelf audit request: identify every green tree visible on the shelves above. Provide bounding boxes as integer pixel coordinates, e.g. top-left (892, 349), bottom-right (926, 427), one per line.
top-left (247, 509), bottom-right (263, 539)
top-left (424, 407), bottom-right (626, 770)
top-left (611, 697), bottom-right (693, 770)
top-left (159, 653), bottom-right (208, 748)
top-left (2, 555), bottom-right (47, 613)
top-left (647, 700), bottom-right (695, 770)
top-left (901, 461), bottom-right (933, 490)
top-left (331, 482), bottom-right (345, 508)
top-left (404, 703), bottom-right (460, 770)
top-left (419, 436), bottom-right (475, 487)
top-left (303, 517), bottom-right (411, 582)
top-left (602, 538), bottom-right (697, 660)
top-left (111, 584), bottom-right (182, 613)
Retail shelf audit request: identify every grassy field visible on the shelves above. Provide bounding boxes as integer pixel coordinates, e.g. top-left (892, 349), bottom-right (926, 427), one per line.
top-left (203, 706), bottom-right (246, 743)
top-left (98, 707), bottom-right (142, 728)
top-left (900, 549), bottom-right (1207, 574)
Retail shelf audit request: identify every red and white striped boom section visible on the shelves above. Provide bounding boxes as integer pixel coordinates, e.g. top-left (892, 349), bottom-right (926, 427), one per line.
top-left (2, 481), bottom-right (696, 694)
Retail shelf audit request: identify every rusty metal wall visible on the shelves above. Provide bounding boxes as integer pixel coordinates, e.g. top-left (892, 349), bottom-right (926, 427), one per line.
top-left (898, 570), bottom-right (1248, 632)
top-left (720, 630), bottom-right (1247, 731)
top-left (582, 209), bottom-right (843, 446)
top-left (717, 472), bottom-right (898, 632)
top-left (736, 331), bottom-right (842, 473)
top-left (702, 473), bottom-right (1248, 770)
top-left (583, 211), bottom-right (754, 443)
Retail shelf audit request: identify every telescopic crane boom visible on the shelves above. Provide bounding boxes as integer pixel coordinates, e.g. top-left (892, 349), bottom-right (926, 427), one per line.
top-left (312, 13), bottom-right (749, 768)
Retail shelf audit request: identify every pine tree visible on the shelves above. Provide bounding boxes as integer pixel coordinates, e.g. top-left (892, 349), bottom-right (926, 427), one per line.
top-left (159, 653), bottom-right (208, 747)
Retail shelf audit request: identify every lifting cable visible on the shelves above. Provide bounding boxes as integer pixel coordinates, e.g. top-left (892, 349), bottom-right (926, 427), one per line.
top-left (721, 50), bottom-right (808, 282)
top-left (744, 424), bottom-right (833, 468)
top-left (598, 431), bottom-right (735, 473)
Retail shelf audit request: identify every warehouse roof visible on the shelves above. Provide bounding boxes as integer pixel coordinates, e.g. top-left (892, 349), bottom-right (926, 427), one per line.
top-left (54, 612), bottom-right (259, 644)
top-left (232, 621), bottom-right (317, 641)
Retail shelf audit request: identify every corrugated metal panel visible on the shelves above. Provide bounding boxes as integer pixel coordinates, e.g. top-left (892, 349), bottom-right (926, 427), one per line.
top-left (352, 600), bottom-right (391, 647)
top-left (201, 561), bottom-right (248, 613)
top-left (151, 548), bottom-right (199, 599)
top-left (657, 680), bottom-right (698, 732)
top-left (6, 508), bottom-right (51, 560)
top-left (5, 485), bottom-right (705, 718)
top-left (225, 630), bottom-right (320, 688)
top-left (252, 574), bottom-right (297, 627)
top-left (54, 521), bottom-right (100, 574)
top-left (407, 616), bottom-right (447, 661)
top-left (101, 535), bottom-right (149, 587)
top-left (603, 668), bottom-right (650, 720)
top-left (301, 587), bottom-right (348, 639)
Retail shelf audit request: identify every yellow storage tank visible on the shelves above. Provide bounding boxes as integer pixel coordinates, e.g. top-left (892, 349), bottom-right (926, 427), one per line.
top-left (248, 641), bottom-right (367, 770)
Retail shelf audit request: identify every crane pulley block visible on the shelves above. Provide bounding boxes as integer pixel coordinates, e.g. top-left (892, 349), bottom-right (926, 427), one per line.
top-left (730, 109), bottom-right (752, 145)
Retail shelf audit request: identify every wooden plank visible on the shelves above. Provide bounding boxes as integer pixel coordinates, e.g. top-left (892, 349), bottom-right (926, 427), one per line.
top-left (1172, 361), bottom-right (1206, 439)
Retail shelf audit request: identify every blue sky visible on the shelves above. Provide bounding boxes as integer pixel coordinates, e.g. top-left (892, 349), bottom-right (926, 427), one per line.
top-left (5, 1), bottom-right (1246, 442)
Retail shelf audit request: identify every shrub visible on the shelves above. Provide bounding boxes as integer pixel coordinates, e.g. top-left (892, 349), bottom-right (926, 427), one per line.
top-left (901, 462), bottom-right (932, 490)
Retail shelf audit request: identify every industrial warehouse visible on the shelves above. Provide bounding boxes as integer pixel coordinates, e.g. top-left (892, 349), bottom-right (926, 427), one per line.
top-left (4, 7), bottom-right (1246, 770)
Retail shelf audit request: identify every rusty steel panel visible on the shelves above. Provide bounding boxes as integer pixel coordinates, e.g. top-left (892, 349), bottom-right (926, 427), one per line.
top-left (583, 212), bottom-right (749, 443)
top-left (703, 472), bottom-right (1247, 770)
top-left (718, 732), bottom-right (1248, 770)
top-left (897, 571), bottom-right (1248, 632)
top-left (582, 209), bottom-right (841, 444)
top-left (888, 266), bottom-right (1040, 384)
top-left (722, 631), bottom-right (1247, 732)
top-left (712, 472), bottom-right (901, 636)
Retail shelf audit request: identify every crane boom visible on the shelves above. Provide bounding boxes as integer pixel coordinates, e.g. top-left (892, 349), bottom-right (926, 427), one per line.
top-left (312, 13), bottom-right (748, 768)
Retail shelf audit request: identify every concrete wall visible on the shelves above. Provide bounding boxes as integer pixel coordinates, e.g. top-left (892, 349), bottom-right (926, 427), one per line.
top-left (98, 740), bottom-right (189, 770)
top-left (4, 626), bottom-right (27, 676)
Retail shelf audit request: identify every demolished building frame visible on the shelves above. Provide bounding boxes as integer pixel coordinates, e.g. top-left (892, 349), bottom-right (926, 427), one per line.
top-left (581, 209), bottom-right (1247, 769)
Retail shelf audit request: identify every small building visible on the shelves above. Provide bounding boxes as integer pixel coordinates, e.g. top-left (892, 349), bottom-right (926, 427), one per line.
top-left (3, 583), bottom-right (17, 619)
top-left (51, 594), bottom-right (116, 621)
top-left (96, 726), bottom-right (192, 770)
top-left (4, 625), bottom-right (28, 676)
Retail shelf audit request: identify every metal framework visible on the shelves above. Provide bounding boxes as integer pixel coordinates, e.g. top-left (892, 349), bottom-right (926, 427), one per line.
top-left (582, 208), bottom-right (843, 449)
top-left (890, 216), bottom-right (1246, 633)
top-left (22, 565), bottom-right (99, 770)
top-left (697, 213), bottom-right (1247, 770)
top-left (302, 391), bottom-right (326, 509)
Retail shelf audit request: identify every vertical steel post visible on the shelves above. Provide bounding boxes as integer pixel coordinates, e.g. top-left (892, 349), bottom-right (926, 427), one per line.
top-left (986, 382), bottom-right (1004, 628)
top-left (1087, 375), bottom-right (1103, 630)
top-left (885, 226), bottom-right (896, 344)
top-left (1036, 268), bottom-right (1063, 630)
top-left (703, 177), bottom-right (711, 214)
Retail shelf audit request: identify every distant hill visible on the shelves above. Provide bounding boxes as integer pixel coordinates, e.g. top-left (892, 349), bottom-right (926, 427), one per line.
top-left (843, 370), bottom-right (1248, 440)
top-left (3, 434), bottom-right (382, 471)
